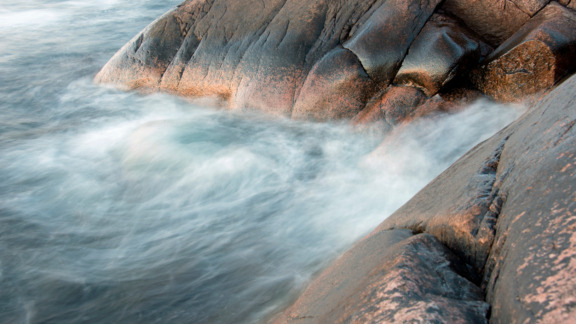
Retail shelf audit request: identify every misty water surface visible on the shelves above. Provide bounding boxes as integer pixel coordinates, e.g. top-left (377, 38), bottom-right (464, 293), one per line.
top-left (0, 1), bottom-right (524, 323)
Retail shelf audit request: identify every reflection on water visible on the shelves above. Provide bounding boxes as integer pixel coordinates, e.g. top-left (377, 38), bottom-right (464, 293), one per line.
top-left (0, 1), bottom-right (525, 323)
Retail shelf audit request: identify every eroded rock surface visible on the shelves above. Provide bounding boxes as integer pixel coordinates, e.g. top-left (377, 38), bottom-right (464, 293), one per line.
top-left (97, 0), bottom-right (576, 121)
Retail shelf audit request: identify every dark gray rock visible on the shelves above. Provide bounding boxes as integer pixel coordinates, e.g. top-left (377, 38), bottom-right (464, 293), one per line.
top-left (342, 0), bottom-right (442, 86)
top-left (394, 14), bottom-right (490, 97)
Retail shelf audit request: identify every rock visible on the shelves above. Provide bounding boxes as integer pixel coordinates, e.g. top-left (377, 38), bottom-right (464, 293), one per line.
top-left (96, 0), bottom-right (570, 119)
top-left (291, 46), bottom-right (377, 121)
top-left (271, 230), bottom-right (489, 323)
top-left (413, 87), bottom-right (485, 117)
top-left (394, 14), bottom-right (490, 97)
top-left (352, 85), bottom-right (428, 127)
top-left (471, 2), bottom-right (576, 102)
top-left (343, 0), bottom-right (441, 86)
top-left (558, 0), bottom-right (576, 10)
top-left (94, 6), bottom-right (192, 89)
top-left (352, 85), bottom-right (484, 129)
top-left (96, 0), bottom-right (448, 118)
top-left (440, 0), bottom-right (532, 46)
top-left (377, 73), bottom-right (576, 322)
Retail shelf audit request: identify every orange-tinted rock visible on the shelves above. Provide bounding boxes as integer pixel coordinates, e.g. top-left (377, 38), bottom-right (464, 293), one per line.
top-left (377, 72), bottom-right (576, 322)
top-left (558, 0), bottom-right (576, 10)
top-left (291, 47), bottom-right (377, 121)
top-left (375, 129), bottom-right (510, 273)
top-left (413, 88), bottom-right (485, 117)
top-left (441, 0), bottom-right (531, 46)
top-left (96, 0), bottom-right (447, 118)
top-left (479, 73), bottom-right (576, 324)
top-left (394, 14), bottom-right (490, 96)
top-left (343, 0), bottom-right (442, 86)
top-left (271, 230), bottom-right (488, 323)
top-left (471, 2), bottom-right (576, 102)
top-left (352, 85), bottom-right (427, 127)
top-left (97, 0), bottom-right (388, 116)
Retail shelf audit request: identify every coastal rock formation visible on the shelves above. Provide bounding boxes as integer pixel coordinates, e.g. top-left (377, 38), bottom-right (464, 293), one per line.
top-left (96, 0), bottom-right (576, 322)
top-left (275, 69), bottom-right (576, 323)
top-left (96, 0), bottom-right (576, 123)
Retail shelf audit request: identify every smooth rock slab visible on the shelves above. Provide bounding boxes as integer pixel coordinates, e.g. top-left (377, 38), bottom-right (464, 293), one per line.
top-left (271, 230), bottom-right (488, 323)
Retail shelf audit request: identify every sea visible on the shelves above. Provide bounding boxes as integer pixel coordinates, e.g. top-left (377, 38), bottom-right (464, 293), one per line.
top-left (0, 1), bottom-right (524, 323)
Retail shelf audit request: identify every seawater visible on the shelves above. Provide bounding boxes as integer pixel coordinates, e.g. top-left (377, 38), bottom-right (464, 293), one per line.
top-left (0, 1), bottom-right (524, 323)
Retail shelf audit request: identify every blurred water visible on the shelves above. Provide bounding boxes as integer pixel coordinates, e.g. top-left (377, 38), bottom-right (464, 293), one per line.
top-left (0, 1), bottom-right (524, 323)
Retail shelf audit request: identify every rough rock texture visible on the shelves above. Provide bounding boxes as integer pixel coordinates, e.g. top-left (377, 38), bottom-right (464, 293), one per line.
top-left (96, 0), bottom-right (446, 117)
top-left (471, 2), bottom-right (576, 102)
top-left (96, 0), bottom-right (576, 119)
top-left (376, 73), bottom-right (576, 322)
top-left (271, 230), bottom-right (489, 323)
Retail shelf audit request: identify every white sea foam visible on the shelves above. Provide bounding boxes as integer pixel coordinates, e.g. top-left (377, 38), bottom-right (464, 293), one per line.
top-left (0, 0), bottom-right (525, 323)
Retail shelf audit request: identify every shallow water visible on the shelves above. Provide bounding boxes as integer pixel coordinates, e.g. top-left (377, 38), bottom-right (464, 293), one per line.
top-left (0, 1), bottom-right (524, 323)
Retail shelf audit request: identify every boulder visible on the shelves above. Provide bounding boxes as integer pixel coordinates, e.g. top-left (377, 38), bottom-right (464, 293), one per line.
top-left (377, 72), bottom-right (576, 322)
top-left (291, 46), bottom-right (377, 121)
top-left (352, 85), bottom-right (427, 128)
top-left (94, 6), bottom-right (192, 89)
top-left (271, 230), bottom-right (489, 323)
top-left (394, 14), bottom-right (490, 97)
top-left (471, 2), bottom-right (576, 102)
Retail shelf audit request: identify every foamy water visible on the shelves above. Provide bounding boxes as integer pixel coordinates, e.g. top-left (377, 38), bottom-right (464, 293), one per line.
top-left (0, 1), bottom-right (524, 323)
